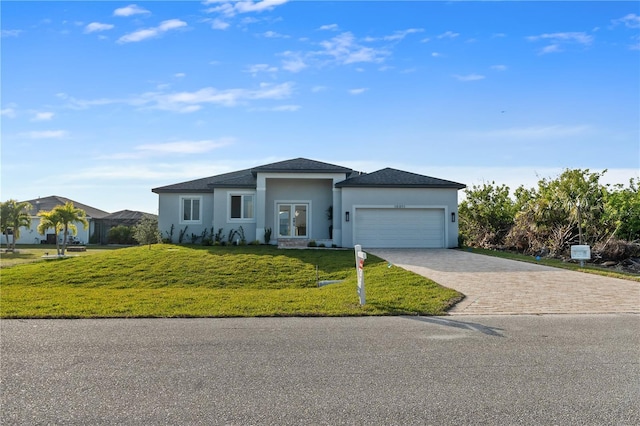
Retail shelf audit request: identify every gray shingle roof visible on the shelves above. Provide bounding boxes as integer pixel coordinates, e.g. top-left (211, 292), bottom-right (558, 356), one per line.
top-left (152, 169), bottom-right (254, 193)
top-left (335, 168), bottom-right (466, 189)
top-left (251, 158), bottom-right (353, 174)
top-left (152, 158), bottom-right (353, 193)
top-left (152, 159), bottom-right (465, 193)
top-left (22, 196), bottom-right (110, 219)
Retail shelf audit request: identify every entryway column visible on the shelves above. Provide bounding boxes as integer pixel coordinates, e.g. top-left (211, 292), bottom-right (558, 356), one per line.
top-left (332, 185), bottom-right (342, 246)
top-left (256, 175), bottom-right (266, 243)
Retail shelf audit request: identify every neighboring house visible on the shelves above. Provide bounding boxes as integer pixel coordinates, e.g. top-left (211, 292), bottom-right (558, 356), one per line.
top-left (0, 196), bottom-right (109, 245)
top-left (93, 210), bottom-right (158, 244)
top-left (152, 158), bottom-right (466, 249)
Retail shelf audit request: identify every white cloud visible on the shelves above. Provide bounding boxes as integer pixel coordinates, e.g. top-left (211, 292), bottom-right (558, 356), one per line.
top-left (175, 73), bottom-right (186, 78)
top-left (206, 0), bottom-right (289, 17)
top-left (318, 32), bottom-right (388, 64)
top-left (145, 82), bottom-right (294, 111)
top-left (211, 19), bottom-right (230, 30)
top-left (311, 86), bottom-right (327, 93)
top-left (420, 37), bottom-right (431, 43)
top-left (280, 51), bottom-right (307, 73)
top-left (136, 139), bottom-right (233, 154)
top-left (453, 74), bottom-right (485, 82)
top-left (1, 108), bottom-right (16, 118)
top-left (438, 31), bottom-right (459, 39)
top-left (235, 0), bottom-right (289, 14)
top-left (31, 112), bottom-right (54, 121)
top-left (613, 13), bottom-right (640, 29)
top-left (20, 130), bottom-right (68, 139)
top-left (117, 19), bottom-right (187, 43)
top-left (158, 20), bottom-right (187, 32)
top-left (527, 32), bottom-right (593, 45)
top-left (1, 29), bottom-right (23, 38)
top-left (491, 64), bottom-right (507, 71)
top-left (245, 63), bottom-right (278, 76)
top-left (113, 4), bottom-right (150, 17)
top-left (319, 24), bottom-right (339, 31)
top-left (84, 22), bottom-right (114, 33)
top-left (57, 82), bottom-right (294, 113)
top-left (431, 52), bottom-right (441, 57)
top-left (348, 88), bottom-right (368, 95)
top-left (262, 30), bottom-right (289, 38)
top-left (383, 28), bottom-right (424, 42)
top-left (250, 104), bottom-right (301, 112)
top-left (539, 44), bottom-right (562, 55)
top-left (97, 138), bottom-right (234, 160)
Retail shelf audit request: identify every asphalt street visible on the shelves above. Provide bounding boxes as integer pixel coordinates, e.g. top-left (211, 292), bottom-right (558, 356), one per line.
top-left (2, 315), bottom-right (639, 425)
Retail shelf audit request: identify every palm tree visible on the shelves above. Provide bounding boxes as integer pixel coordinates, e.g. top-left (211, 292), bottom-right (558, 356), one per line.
top-left (52, 202), bottom-right (88, 255)
top-left (37, 210), bottom-right (63, 256)
top-left (0, 199), bottom-right (33, 251)
top-left (0, 201), bottom-right (10, 249)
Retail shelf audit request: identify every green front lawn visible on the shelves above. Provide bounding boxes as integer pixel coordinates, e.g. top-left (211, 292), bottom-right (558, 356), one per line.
top-left (0, 245), bottom-right (462, 318)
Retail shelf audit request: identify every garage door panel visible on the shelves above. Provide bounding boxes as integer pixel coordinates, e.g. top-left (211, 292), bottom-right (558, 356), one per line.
top-left (355, 208), bottom-right (444, 248)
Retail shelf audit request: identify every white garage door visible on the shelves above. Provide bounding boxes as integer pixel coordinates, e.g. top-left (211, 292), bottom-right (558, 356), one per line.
top-left (354, 208), bottom-right (445, 248)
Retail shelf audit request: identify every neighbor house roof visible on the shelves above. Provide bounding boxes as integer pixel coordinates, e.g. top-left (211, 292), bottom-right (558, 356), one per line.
top-left (100, 210), bottom-right (157, 221)
top-left (335, 168), bottom-right (466, 189)
top-left (22, 196), bottom-right (110, 219)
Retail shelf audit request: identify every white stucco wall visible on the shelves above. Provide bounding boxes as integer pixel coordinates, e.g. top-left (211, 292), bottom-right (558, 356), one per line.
top-left (157, 192), bottom-right (214, 243)
top-left (263, 178), bottom-right (334, 242)
top-left (1, 217), bottom-right (95, 245)
top-left (212, 188), bottom-right (257, 243)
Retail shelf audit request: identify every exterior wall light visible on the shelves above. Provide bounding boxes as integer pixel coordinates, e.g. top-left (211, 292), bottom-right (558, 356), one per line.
top-left (451, 212), bottom-right (456, 223)
top-left (345, 211), bottom-right (350, 222)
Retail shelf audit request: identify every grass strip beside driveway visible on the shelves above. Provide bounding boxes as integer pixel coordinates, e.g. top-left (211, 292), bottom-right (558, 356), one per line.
top-left (1, 245), bottom-right (462, 318)
top-left (463, 247), bottom-right (640, 282)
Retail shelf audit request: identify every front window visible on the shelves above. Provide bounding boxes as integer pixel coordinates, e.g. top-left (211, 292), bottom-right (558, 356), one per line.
top-left (181, 197), bottom-right (202, 223)
top-left (230, 194), bottom-right (255, 220)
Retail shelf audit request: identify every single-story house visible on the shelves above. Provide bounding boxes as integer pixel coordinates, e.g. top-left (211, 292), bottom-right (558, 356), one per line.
top-left (1, 196), bottom-right (109, 245)
top-left (1, 197), bottom-right (156, 246)
top-left (152, 158), bottom-right (466, 249)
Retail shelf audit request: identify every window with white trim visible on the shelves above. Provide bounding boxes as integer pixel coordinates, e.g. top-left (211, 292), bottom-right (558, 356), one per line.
top-left (180, 196), bottom-right (202, 223)
top-left (229, 194), bottom-right (255, 220)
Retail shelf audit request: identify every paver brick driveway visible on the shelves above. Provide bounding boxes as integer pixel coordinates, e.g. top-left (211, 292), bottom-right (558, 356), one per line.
top-left (368, 249), bottom-right (640, 315)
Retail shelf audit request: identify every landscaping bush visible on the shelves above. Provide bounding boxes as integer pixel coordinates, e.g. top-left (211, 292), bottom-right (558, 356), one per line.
top-left (107, 225), bottom-right (136, 245)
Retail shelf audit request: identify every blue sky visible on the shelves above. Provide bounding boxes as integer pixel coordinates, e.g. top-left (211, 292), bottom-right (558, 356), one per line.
top-left (2, 0), bottom-right (639, 215)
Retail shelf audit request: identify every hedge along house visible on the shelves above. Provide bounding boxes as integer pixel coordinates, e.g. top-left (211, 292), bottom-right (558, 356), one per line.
top-left (152, 158), bottom-right (466, 249)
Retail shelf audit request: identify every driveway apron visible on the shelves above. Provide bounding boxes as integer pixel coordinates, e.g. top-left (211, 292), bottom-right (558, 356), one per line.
top-left (367, 249), bottom-right (640, 315)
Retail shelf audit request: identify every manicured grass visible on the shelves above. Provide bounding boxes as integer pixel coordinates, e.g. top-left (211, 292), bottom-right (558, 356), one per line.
top-left (0, 244), bottom-right (124, 268)
top-left (0, 245), bottom-right (462, 318)
top-left (462, 247), bottom-right (640, 282)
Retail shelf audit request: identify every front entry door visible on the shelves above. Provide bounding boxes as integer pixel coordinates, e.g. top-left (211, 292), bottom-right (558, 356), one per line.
top-left (278, 204), bottom-right (308, 237)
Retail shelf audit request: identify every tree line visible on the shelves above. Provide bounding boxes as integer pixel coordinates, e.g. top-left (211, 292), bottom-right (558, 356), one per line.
top-left (459, 169), bottom-right (640, 260)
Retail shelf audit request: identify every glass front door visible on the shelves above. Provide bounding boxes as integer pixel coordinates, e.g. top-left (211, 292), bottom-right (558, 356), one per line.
top-left (278, 204), bottom-right (308, 237)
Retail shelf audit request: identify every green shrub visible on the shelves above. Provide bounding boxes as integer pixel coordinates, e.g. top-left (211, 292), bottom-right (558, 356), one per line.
top-left (107, 225), bottom-right (135, 245)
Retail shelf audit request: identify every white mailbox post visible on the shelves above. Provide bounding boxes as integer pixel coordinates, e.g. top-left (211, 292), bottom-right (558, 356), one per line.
top-left (354, 244), bottom-right (367, 305)
top-left (571, 244), bottom-right (591, 267)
